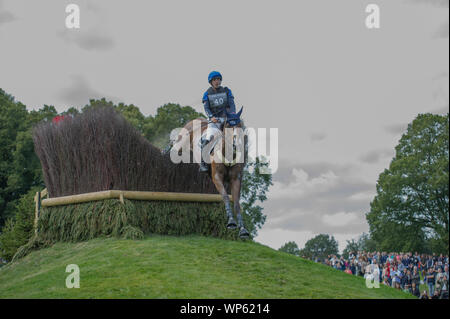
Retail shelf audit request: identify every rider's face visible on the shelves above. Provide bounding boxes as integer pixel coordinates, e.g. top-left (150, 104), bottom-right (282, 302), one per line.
top-left (211, 78), bottom-right (221, 88)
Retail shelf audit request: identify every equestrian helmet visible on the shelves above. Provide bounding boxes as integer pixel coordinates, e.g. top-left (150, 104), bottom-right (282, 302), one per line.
top-left (208, 71), bottom-right (222, 83)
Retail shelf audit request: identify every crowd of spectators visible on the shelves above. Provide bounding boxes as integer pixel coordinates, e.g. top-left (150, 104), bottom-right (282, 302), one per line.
top-left (318, 252), bottom-right (449, 299)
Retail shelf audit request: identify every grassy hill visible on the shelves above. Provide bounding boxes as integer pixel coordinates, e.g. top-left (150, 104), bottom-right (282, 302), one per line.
top-left (0, 235), bottom-right (416, 299)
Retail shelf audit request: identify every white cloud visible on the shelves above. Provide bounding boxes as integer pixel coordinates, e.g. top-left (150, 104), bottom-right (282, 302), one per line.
top-left (268, 168), bottom-right (338, 200)
top-left (348, 190), bottom-right (376, 202)
top-left (322, 212), bottom-right (358, 227)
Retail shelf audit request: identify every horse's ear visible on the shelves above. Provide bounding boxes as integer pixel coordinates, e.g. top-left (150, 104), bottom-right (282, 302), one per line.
top-left (237, 106), bottom-right (243, 117)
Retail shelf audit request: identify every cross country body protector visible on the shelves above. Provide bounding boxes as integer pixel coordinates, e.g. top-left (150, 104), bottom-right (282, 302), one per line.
top-left (207, 87), bottom-right (228, 117)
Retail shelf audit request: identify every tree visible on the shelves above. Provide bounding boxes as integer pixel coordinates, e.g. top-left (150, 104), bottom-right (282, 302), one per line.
top-left (342, 239), bottom-right (359, 260)
top-left (144, 103), bottom-right (205, 149)
top-left (240, 157), bottom-right (273, 237)
top-left (278, 241), bottom-right (300, 256)
top-left (300, 234), bottom-right (339, 261)
top-left (0, 186), bottom-right (38, 261)
top-left (81, 98), bottom-right (148, 134)
top-left (342, 233), bottom-right (378, 259)
top-left (356, 232), bottom-right (377, 252)
top-left (0, 89), bottom-right (33, 226)
top-left (366, 113), bottom-right (449, 254)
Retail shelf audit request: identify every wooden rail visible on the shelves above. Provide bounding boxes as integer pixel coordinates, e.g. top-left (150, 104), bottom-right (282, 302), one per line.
top-left (41, 190), bottom-right (229, 207)
top-left (34, 189), bottom-right (230, 234)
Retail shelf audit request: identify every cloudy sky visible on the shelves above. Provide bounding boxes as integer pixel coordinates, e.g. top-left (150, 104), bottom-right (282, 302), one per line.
top-left (1, 0), bottom-right (448, 252)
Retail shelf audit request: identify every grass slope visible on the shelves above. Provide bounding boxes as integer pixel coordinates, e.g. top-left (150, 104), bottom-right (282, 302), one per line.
top-left (0, 235), bottom-right (415, 299)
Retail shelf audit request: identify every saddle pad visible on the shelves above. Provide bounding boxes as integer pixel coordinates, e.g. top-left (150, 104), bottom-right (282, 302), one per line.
top-left (191, 127), bottom-right (222, 164)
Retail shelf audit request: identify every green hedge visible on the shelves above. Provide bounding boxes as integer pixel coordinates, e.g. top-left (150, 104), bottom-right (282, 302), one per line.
top-left (12, 198), bottom-right (246, 261)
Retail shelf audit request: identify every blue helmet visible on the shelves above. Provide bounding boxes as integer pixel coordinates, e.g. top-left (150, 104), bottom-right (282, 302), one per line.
top-left (208, 71), bottom-right (222, 83)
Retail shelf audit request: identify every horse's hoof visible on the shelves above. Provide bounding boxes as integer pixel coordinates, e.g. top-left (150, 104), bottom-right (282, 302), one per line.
top-left (239, 228), bottom-right (250, 239)
top-left (227, 219), bottom-right (237, 229)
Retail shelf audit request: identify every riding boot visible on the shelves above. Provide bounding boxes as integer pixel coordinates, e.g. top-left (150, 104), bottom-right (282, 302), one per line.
top-left (199, 136), bottom-right (210, 173)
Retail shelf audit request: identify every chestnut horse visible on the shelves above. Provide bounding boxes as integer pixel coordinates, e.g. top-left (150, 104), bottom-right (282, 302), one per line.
top-left (164, 107), bottom-right (249, 239)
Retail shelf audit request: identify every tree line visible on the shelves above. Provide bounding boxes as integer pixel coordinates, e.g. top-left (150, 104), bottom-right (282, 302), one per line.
top-left (279, 112), bottom-right (449, 257)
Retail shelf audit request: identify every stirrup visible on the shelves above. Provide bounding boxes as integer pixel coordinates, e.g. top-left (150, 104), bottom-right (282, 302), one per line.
top-left (199, 162), bottom-right (209, 172)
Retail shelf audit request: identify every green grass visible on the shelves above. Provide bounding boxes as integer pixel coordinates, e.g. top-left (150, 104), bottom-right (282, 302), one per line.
top-left (0, 235), bottom-right (416, 299)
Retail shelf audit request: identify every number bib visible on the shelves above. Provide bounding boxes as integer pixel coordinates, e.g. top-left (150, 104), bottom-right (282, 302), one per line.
top-left (208, 92), bottom-right (228, 111)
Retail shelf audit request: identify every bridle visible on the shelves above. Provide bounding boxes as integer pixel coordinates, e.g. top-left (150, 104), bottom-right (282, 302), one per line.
top-left (213, 120), bottom-right (245, 167)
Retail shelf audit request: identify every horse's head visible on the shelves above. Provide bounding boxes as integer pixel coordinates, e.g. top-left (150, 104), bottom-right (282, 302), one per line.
top-left (219, 107), bottom-right (246, 165)
top-left (224, 106), bottom-right (243, 129)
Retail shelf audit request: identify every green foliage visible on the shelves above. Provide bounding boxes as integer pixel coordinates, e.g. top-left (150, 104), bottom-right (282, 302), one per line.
top-left (115, 103), bottom-right (146, 133)
top-left (80, 98), bottom-right (147, 134)
top-left (366, 113), bottom-right (449, 254)
top-left (356, 232), bottom-right (377, 252)
top-left (0, 89), bottom-right (31, 226)
top-left (342, 239), bottom-right (359, 260)
top-left (342, 233), bottom-right (378, 259)
top-left (0, 90), bottom-right (56, 227)
top-left (300, 234), bottom-right (339, 261)
top-left (144, 103), bottom-right (204, 149)
top-left (0, 187), bottom-right (39, 261)
top-left (278, 241), bottom-right (300, 256)
top-left (241, 157), bottom-right (273, 237)
top-left (121, 225), bottom-right (144, 240)
top-left (8, 198), bottom-right (244, 261)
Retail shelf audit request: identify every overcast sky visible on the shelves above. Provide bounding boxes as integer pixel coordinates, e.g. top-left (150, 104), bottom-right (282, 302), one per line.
top-left (1, 0), bottom-right (448, 253)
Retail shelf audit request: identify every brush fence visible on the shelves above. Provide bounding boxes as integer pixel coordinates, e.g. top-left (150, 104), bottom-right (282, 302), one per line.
top-left (33, 189), bottom-right (238, 243)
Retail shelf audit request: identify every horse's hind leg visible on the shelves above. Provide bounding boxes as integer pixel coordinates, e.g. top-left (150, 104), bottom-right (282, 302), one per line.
top-left (224, 196), bottom-right (237, 229)
top-left (211, 168), bottom-right (237, 229)
top-left (231, 173), bottom-right (249, 239)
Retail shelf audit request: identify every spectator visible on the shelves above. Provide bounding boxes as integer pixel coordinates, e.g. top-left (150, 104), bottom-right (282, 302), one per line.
top-left (437, 273), bottom-right (448, 299)
top-left (411, 282), bottom-right (420, 298)
top-left (431, 288), bottom-right (440, 299)
top-left (350, 260), bottom-right (356, 275)
top-left (426, 267), bottom-right (436, 296)
top-left (345, 267), bottom-right (352, 275)
top-left (411, 268), bottom-right (420, 288)
top-left (419, 258), bottom-right (426, 278)
top-left (308, 250), bottom-right (448, 298)
top-left (339, 257), bottom-right (346, 271)
top-left (393, 267), bottom-right (402, 289)
top-left (383, 276), bottom-right (390, 287)
top-left (436, 267), bottom-right (444, 284)
top-left (398, 260), bottom-right (405, 273)
top-left (426, 255), bottom-right (434, 270)
top-left (372, 260), bottom-right (380, 284)
top-left (403, 269), bottom-right (412, 291)
top-left (420, 290), bottom-right (429, 299)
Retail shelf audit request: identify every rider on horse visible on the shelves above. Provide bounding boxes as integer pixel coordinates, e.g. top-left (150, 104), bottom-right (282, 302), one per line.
top-left (199, 71), bottom-right (237, 172)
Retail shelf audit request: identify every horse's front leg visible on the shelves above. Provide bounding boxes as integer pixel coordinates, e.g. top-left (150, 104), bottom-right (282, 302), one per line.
top-left (231, 167), bottom-right (249, 239)
top-left (211, 164), bottom-right (237, 229)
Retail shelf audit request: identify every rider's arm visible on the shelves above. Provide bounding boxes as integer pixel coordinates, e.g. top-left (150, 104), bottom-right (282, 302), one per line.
top-left (202, 91), bottom-right (214, 118)
top-left (226, 88), bottom-right (236, 113)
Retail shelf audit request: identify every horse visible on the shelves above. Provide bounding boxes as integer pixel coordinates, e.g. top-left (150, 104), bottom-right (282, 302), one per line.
top-left (164, 107), bottom-right (250, 239)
